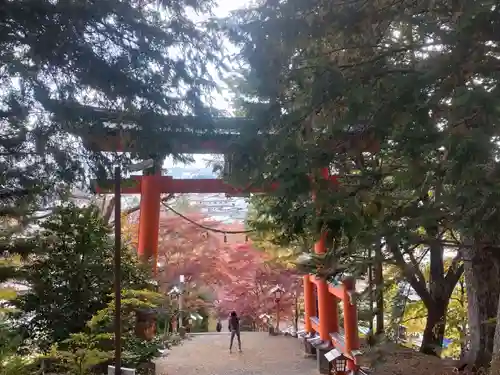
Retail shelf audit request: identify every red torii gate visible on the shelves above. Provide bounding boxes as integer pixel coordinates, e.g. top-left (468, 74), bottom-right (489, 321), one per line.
top-left (93, 175), bottom-right (285, 269)
top-left (80, 116), bottom-right (367, 374)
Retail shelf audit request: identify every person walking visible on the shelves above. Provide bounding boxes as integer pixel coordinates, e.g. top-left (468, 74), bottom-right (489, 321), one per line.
top-left (216, 319), bottom-right (222, 332)
top-left (228, 311), bottom-right (242, 353)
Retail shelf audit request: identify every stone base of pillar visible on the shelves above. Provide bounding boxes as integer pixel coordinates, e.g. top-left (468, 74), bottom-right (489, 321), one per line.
top-left (302, 336), bottom-right (316, 357)
top-left (316, 342), bottom-right (334, 374)
top-left (268, 326), bottom-right (279, 336)
top-left (178, 326), bottom-right (186, 339)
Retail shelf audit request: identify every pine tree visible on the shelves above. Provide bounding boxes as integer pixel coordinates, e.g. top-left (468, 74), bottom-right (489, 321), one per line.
top-left (0, 0), bottom-right (223, 310)
top-left (1, 0), bottom-right (222, 220)
top-left (14, 204), bottom-right (149, 347)
top-left (226, 0), bottom-right (500, 362)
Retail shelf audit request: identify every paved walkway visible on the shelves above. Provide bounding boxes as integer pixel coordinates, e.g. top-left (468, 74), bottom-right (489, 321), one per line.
top-left (156, 332), bottom-right (318, 375)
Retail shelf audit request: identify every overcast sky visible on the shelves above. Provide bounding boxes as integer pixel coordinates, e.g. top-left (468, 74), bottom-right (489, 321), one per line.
top-left (164, 0), bottom-right (249, 169)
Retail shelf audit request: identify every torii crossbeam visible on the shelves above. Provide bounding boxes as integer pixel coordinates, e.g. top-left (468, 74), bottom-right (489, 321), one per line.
top-left (92, 174), bottom-right (338, 269)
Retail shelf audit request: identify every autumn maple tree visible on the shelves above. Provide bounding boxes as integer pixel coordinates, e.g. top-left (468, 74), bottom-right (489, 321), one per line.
top-left (156, 214), bottom-right (232, 287)
top-left (124, 208), bottom-right (302, 327)
top-left (125, 210), bottom-right (237, 306)
top-left (215, 243), bottom-right (301, 327)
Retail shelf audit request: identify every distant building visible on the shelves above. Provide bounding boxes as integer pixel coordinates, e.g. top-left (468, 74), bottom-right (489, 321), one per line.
top-left (187, 193), bottom-right (247, 222)
top-left (165, 168), bottom-right (249, 223)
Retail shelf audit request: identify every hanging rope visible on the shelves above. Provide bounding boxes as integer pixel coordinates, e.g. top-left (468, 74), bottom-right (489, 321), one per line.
top-left (161, 201), bottom-right (254, 235)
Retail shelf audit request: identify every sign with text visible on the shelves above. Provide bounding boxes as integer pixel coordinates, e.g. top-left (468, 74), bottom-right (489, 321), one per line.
top-left (324, 348), bottom-right (342, 363)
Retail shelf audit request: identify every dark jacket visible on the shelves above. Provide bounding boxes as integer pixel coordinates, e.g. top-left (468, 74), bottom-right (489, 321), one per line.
top-left (228, 316), bottom-right (240, 331)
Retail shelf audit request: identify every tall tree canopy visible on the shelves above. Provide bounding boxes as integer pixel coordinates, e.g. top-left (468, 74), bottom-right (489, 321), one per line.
top-left (1, 0), bottom-right (221, 218)
top-left (225, 0), bottom-right (500, 363)
top-left (0, 0), bottom-right (224, 297)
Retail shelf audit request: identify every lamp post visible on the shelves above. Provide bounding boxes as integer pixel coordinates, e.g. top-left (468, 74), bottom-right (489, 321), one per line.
top-left (270, 284), bottom-right (285, 333)
top-left (168, 285), bottom-right (181, 333)
top-left (178, 274), bottom-right (185, 330)
top-left (113, 159), bottom-right (154, 375)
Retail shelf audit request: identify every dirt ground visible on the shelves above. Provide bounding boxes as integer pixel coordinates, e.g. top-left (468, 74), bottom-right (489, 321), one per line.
top-left (358, 342), bottom-right (464, 375)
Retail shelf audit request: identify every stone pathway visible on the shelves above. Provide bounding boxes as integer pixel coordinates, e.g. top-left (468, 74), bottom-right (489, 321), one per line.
top-left (155, 332), bottom-right (318, 375)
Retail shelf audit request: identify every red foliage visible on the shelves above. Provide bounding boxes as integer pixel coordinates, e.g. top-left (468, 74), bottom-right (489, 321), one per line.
top-left (154, 212), bottom-right (235, 290)
top-left (215, 243), bottom-right (302, 323)
top-left (126, 209), bottom-right (302, 323)
top-left (126, 210), bottom-right (235, 289)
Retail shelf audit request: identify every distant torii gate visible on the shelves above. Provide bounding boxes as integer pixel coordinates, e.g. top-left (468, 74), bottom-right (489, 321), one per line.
top-left (77, 113), bottom-right (372, 374)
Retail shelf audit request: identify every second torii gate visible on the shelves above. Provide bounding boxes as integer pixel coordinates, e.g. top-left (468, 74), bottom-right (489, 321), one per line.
top-left (77, 112), bottom-right (373, 373)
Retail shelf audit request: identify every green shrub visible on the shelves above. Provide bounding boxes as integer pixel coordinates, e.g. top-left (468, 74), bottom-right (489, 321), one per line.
top-left (48, 333), bottom-right (112, 375)
top-left (0, 322), bottom-right (33, 375)
top-left (122, 335), bottom-right (163, 368)
top-left (87, 289), bottom-right (166, 369)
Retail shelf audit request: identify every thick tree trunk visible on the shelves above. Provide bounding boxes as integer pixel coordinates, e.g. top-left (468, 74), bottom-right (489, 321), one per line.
top-left (420, 300), bottom-right (448, 356)
top-left (463, 243), bottom-right (500, 368)
top-left (491, 302), bottom-right (500, 373)
top-left (388, 236), bottom-right (462, 356)
top-left (420, 226), bottom-right (449, 356)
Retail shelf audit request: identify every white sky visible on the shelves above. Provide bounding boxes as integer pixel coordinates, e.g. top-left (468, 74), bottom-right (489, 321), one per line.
top-left (164, 0), bottom-right (249, 169)
top-left (163, 154), bottom-right (210, 168)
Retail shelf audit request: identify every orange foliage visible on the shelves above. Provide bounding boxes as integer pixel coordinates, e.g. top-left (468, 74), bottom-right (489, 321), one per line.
top-left (124, 209), bottom-right (240, 292)
top-left (124, 208), bottom-right (301, 319)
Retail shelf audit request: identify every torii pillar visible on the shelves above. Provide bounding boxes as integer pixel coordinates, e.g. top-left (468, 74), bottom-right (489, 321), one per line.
top-left (303, 168), bottom-right (339, 344)
top-left (136, 162), bottom-right (163, 273)
top-left (303, 274), bottom-right (316, 333)
top-left (315, 232), bottom-right (338, 341)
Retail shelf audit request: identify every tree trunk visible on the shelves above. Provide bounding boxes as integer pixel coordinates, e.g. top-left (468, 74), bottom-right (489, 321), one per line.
top-left (374, 241), bottom-right (384, 335)
top-left (463, 243), bottom-right (500, 368)
top-left (457, 279), bottom-right (468, 360)
top-left (293, 294), bottom-right (299, 332)
top-left (418, 225), bottom-right (462, 356)
top-left (388, 236), bottom-right (461, 355)
top-left (420, 300), bottom-right (448, 356)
